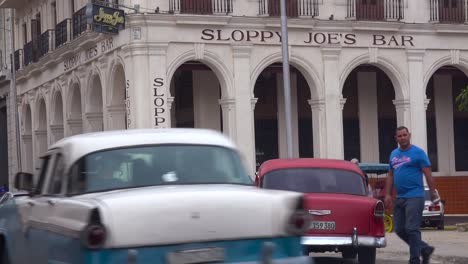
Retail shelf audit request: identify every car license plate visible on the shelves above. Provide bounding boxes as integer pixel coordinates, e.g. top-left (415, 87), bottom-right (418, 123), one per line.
top-left (167, 247), bottom-right (224, 264)
top-left (310, 221), bottom-right (336, 230)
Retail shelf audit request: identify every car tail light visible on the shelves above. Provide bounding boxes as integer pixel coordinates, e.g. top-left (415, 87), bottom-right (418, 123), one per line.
top-left (287, 195), bottom-right (310, 235)
top-left (374, 200), bottom-right (385, 218)
top-left (82, 208), bottom-right (106, 249)
top-left (82, 224), bottom-right (106, 249)
top-left (429, 205), bottom-right (441, 211)
top-left (287, 211), bottom-right (309, 235)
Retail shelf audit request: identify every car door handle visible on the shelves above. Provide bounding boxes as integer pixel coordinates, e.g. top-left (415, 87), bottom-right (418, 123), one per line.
top-left (27, 201), bottom-right (35, 206)
top-left (47, 199), bottom-right (56, 206)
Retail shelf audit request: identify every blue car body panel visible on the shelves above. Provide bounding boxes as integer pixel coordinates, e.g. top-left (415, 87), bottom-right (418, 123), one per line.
top-left (0, 197), bottom-right (311, 264)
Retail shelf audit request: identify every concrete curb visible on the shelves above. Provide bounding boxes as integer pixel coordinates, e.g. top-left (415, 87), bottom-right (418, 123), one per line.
top-left (380, 250), bottom-right (468, 264)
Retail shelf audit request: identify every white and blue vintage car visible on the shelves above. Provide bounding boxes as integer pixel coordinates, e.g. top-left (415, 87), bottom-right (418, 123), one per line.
top-left (0, 129), bottom-right (312, 264)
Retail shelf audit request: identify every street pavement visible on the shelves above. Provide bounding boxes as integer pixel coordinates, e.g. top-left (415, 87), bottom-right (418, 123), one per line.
top-left (311, 227), bottom-right (468, 264)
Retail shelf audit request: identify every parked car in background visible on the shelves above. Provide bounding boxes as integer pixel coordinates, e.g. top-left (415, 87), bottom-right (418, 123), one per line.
top-left (256, 158), bottom-right (386, 264)
top-left (422, 188), bottom-right (445, 230)
top-left (0, 129), bottom-right (313, 264)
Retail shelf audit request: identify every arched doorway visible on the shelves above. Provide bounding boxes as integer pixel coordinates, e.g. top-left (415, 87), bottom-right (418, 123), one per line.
top-left (50, 91), bottom-right (64, 144)
top-left (67, 84), bottom-right (83, 136)
top-left (253, 63), bottom-right (313, 168)
top-left (170, 61), bottom-right (222, 131)
top-left (342, 65), bottom-right (397, 163)
top-left (426, 66), bottom-right (468, 173)
top-left (108, 63), bottom-right (127, 130)
top-left (86, 74), bottom-right (104, 132)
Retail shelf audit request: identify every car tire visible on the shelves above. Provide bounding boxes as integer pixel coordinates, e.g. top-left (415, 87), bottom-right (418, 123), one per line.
top-left (358, 247), bottom-right (376, 264)
top-left (437, 218), bottom-right (445, 230)
top-left (342, 248), bottom-right (357, 259)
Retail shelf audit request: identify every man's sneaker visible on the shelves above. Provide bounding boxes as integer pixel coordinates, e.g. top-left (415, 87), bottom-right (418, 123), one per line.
top-left (422, 246), bottom-right (435, 264)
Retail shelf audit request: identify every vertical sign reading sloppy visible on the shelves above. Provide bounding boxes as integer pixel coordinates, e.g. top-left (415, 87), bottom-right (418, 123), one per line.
top-left (125, 80), bottom-right (131, 128)
top-left (153, 78), bottom-right (166, 127)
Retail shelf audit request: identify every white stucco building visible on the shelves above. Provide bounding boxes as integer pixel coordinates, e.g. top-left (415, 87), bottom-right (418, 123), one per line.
top-left (1, 0), bottom-right (467, 212)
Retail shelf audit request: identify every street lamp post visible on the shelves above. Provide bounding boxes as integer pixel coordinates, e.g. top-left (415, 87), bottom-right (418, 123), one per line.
top-left (9, 10), bottom-right (22, 172)
top-left (279, 0), bottom-right (293, 158)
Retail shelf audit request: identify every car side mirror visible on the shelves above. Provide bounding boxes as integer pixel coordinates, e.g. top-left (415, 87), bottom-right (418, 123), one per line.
top-left (441, 199), bottom-right (446, 205)
top-left (14, 172), bottom-right (34, 192)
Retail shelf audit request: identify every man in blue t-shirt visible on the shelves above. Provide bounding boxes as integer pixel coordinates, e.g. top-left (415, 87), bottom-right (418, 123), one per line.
top-left (384, 126), bottom-right (440, 264)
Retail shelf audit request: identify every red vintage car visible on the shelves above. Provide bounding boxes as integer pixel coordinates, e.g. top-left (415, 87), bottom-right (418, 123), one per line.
top-left (256, 158), bottom-right (386, 264)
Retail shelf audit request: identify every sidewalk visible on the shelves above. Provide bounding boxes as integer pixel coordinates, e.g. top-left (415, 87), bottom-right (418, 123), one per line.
top-left (378, 230), bottom-right (468, 263)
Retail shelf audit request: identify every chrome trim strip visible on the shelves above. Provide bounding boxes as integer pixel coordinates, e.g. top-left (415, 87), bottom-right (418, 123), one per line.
top-left (308, 210), bottom-right (331, 216)
top-left (27, 220), bottom-right (81, 238)
top-left (301, 236), bottom-right (386, 248)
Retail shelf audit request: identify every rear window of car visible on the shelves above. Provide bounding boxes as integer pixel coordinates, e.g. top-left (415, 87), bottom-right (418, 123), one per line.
top-left (261, 168), bottom-right (366, 196)
top-left (67, 144), bottom-right (252, 194)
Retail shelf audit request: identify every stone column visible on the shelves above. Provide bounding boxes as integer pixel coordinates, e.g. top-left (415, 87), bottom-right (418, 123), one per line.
top-left (433, 74), bottom-right (455, 175)
top-left (357, 71), bottom-right (380, 163)
top-left (277, 72), bottom-right (299, 158)
top-left (123, 41), bottom-right (163, 128)
top-left (84, 112), bottom-right (103, 132)
top-left (67, 118), bottom-right (83, 136)
top-left (106, 105), bottom-right (126, 130)
top-left (407, 50), bottom-right (428, 152)
top-left (49, 124), bottom-right (64, 144)
top-left (393, 99), bottom-right (411, 128)
top-left (149, 44), bottom-right (171, 128)
top-left (34, 129), bottom-right (47, 166)
top-left (193, 70), bottom-right (221, 131)
top-left (219, 98), bottom-right (236, 138)
top-left (21, 135), bottom-right (33, 173)
top-left (321, 48), bottom-right (344, 159)
top-left (308, 99), bottom-right (326, 158)
top-left (167, 96), bottom-right (175, 127)
top-left (232, 45), bottom-right (256, 175)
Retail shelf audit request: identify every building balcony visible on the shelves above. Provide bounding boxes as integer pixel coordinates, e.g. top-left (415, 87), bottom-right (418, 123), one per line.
top-left (23, 41), bottom-right (37, 66)
top-left (170, 0), bottom-right (233, 15)
top-left (430, 0), bottom-right (467, 23)
top-left (259, 0), bottom-right (319, 17)
top-left (55, 19), bottom-right (72, 49)
top-left (347, 0), bottom-right (404, 21)
top-left (38, 30), bottom-right (55, 59)
top-left (73, 6), bottom-right (90, 39)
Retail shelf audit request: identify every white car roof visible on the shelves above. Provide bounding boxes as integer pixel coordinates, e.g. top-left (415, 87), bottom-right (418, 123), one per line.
top-left (49, 128), bottom-right (237, 167)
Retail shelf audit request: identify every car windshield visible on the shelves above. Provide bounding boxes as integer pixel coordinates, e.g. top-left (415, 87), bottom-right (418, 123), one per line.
top-left (261, 168), bottom-right (366, 195)
top-left (67, 145), bottom-right (252, 194)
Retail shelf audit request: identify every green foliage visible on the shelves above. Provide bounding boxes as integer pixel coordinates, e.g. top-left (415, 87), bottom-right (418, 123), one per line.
top-left (456, 86), bottom-right (468, 112)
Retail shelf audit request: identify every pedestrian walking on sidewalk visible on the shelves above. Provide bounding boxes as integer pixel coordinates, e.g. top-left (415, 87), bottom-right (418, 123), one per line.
top-left (384, 126), bottom-right (440, 264)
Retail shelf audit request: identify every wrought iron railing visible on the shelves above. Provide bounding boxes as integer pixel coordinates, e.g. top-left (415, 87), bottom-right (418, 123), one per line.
top-left (23, 41), bottom-right (35, 66)
top-left (170, 0), bottom-right (232, 14)
top-left (347, 0), bottom-right (403, 20)
top-left (430, 0), bottom-right (467, 23)
top-left (55, 19), bottom-right (71, 48)
top-left (38, 30), bottom-right (55, 59)
top-left (14, 49), bottom-right (22, 71)
top-left (73, 6), bottom-right (88, 39)
top-left (259, 0), bottom-right (318, 17)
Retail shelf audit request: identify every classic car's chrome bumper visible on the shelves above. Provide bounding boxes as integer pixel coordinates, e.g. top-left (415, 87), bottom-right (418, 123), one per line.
top-left (301, 236), bottom-right (386, 248)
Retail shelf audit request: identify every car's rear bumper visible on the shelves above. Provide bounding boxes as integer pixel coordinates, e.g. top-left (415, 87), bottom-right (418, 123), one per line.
top-left (301, 236), bottom-right (386, 248)
top-left (233, 256), bottom-right (313, 264)
top-left (422, 214), bottom-right (443, 224)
